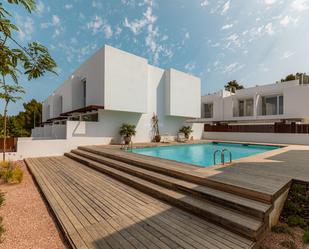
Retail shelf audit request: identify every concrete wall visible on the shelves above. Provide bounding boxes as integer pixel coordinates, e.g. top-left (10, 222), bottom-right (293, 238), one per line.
top-left (166, 69), bottom-right (201, 118)
top-left (104, 45), bottom-right (148, 113)
top-left (203, 132), bottom-right (309, 145)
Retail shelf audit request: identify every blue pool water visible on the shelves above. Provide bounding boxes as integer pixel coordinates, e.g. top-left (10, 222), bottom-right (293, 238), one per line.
top-left (131, 142), bottom-right (280, 167)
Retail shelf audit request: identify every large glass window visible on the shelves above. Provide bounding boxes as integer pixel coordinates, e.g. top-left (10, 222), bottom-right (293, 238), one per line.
top-left (245, 99), bottom-right (254, 116)
top-left (262, 95), bottom-right (283, 115)
top-left (204, 103), bottom-right (213, 118)
top-left (237, 99), bottom-right (253, 117)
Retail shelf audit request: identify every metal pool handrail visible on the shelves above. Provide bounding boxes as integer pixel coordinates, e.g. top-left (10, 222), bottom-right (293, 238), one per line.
top-left (213, 149), bottom-right (232, 165)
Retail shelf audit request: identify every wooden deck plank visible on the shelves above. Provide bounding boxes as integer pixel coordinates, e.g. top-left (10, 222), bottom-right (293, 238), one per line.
top-left (26, 156), bottom-right (255, 249)
top-left (54, 156), bottom-right (253, 247)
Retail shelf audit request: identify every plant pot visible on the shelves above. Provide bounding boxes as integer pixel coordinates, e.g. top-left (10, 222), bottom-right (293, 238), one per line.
top-left (185, 134), bottom-right (189, 139)
top-left (124, 136), bottom-right (131, 145)
top-left (154, 134), bottom-right (161, 143)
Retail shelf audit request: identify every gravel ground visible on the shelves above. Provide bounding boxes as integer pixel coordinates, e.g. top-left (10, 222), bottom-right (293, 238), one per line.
top-left (0, 161), bottom-right (68, 249)
top-left (261, 226), bottom-right (309, 249)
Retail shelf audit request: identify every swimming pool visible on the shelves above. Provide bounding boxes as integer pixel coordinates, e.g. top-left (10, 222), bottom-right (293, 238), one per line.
top-left (131, 142), bottom-right (280, 167)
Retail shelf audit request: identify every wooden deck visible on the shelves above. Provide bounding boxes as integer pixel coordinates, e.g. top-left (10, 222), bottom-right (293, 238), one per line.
top-left (26, 156), bottom-right (255, 249)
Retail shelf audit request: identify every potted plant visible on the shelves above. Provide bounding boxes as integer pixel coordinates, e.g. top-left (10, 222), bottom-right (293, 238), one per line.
top-left (179, 126), bottom-right (193, 139)
top-left (151, 113), bottom-right (161, 142)
top-left (119, 123), bottom-right (136, 145)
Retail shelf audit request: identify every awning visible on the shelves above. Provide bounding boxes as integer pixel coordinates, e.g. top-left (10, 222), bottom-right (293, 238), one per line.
top-left (60, 105), bottom-right (104, 116)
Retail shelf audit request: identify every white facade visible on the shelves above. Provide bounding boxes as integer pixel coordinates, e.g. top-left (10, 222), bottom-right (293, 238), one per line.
top-left (23, 45), bottom-right (203, 158)
top-left (200, 79), bottom-right (309, 123)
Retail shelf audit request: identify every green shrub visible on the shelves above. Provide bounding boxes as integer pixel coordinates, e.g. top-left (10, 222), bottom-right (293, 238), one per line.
top-left (271, 224), bottom-right (292, 234)
top-left (287, 215), bottom-right (307, 229)
top-left (0, 161), bottom-right (24, 184)
top-left (0, 216), bottom-right (5, 242)
top-left (280, 240), bottom-right (297, 249)
top-left (303, 230), bottom-right (309, 244)
top-left (0, 192), bottom-right (4, 208)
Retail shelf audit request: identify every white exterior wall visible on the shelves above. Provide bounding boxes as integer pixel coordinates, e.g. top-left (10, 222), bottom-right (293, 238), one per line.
top-left (166, 69), bottom-right (201, 118)
top-left (104, 46), bottom-right (148, 113)
top-left (201, 80), bottom-right (309, 122)
top-left (203, 132), bottom-right (309, 145)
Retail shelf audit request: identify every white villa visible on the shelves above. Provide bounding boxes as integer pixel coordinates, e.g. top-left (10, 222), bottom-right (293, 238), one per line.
top-left (16, 45), bottom-right (203, 158)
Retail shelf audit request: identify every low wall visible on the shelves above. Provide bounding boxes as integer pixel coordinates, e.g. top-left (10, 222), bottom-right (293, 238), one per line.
top-left (203, 132), bottom-right (309, 145)
top-left (5, 137), bottom-right (113, 160)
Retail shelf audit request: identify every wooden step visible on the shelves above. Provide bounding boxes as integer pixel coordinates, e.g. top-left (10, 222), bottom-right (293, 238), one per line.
top-left (69, 149), bottom-right (271, 220)
top-left (78, 146), bottom-right (275, 204)
top-left (65, 152), bottom-right (267, 241)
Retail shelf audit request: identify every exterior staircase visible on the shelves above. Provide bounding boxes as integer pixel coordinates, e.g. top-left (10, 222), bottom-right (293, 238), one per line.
top-left (64, 146), bottom-right (274, 245)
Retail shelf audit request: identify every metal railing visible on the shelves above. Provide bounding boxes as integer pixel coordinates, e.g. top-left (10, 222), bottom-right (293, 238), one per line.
top-left (213, 149), bottom-right (232, 165)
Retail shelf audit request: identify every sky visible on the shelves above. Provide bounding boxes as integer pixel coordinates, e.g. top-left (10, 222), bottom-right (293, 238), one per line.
top-left (3, 0), bottom-right (309, 114)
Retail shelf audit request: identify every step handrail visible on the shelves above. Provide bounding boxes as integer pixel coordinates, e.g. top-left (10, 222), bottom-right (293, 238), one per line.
top-left (213, 150), bottom-right (222, 165)
top-left (222, 149), bottom-right (232, 165)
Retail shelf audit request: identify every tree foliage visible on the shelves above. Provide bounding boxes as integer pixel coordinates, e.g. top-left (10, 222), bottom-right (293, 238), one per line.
top-left (0, 99), bottom-right (42, 137)
top-left (0, 0), bottom-right (57, 160)
top-left (281, 73), bottom-right (303, 82)
top-left (224, 80), bottom-right (244, 93)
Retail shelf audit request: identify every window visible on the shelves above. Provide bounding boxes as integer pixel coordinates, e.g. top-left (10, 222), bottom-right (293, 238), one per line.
top-left (239, 100), bottom-right (244, 117)
top-left (81, 113), bottom-right (98, 122)
top-left (204, 103), bottom-right (213, 118)
top-left (262, 95), bottom-right (283, 115)
top-left (245, 99), bottom-right (253, 116)
top-left (237, 99), bottom-right (253, 117)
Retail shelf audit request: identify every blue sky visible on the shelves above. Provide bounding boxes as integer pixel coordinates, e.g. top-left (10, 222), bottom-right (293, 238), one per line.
top-left (4, 0), bottom-right (309, 114)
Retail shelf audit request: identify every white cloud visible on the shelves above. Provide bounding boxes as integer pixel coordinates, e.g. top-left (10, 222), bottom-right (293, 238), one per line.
top-left (87, 16), bottom-right (104, 34)
top-left (92, 0), bottom-right (103, 9)
top-left (223, 62), bottom-right (244, 73)
top-left (200, 0), bottom-right (209, 7)
top-left (41, 15), bottom-right (63, 38)
top-left (291, 0), bottom-right (309, 11)
top-left (64, 4), bottom-right (73, 9)
top-left (184, 62), bottom-right (196, 72)
top-left (123, 0), bottom-right (172, 64)
top-left (221, 1), bottom-right (230, 15)
top-left (265, 22), bottom-right (274, 35)
top-left (282, 51), bottom-right (295, 58)
top-left (185, 32), bottom-right (190, 39)
top-left (222, 23), bottom-right (233, 30)
top-left (87, 16), bottom-right (113, 39)
top-left (280, 15), bottom-right (299, 26)
top-left (264, 0), bottom-right (278, 5)
top-left (36, 1), bottom-right (45, 15)
top-left (225, 33), bottom-right (241, 48)
top-left (104, 24), bottom-right (113, 39)
top-left (16, 15), bottom-right (34, 41)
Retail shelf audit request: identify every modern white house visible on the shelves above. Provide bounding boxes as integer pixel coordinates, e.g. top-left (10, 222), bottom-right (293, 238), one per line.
top-left (13, 44), bottom-right (203, 159)
top-left (195, 76), bottom-right (309, 145)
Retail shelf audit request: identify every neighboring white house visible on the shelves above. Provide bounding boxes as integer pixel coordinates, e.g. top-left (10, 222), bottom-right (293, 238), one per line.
top-left (8, 44), bottom-right (203, 159)
top-left (194, 76), bottom-right (309, 145)
top-left (199, 77), bottom-right (309, 123)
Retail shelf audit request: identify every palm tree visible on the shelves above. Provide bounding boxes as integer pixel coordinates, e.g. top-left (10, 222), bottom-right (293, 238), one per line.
top-left (224, 80), bottom-right (244, 93)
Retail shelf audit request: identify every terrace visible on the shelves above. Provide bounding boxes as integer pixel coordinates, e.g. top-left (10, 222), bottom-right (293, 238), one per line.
top-left (25, 141), bottom-right (309, 249)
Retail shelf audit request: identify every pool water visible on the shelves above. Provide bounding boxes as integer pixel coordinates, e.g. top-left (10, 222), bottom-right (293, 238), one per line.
top-left (131, 142), bottom-right (280, 167)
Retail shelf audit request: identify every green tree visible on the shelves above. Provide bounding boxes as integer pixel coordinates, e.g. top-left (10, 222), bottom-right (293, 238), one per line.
top-left (0, 0), bottom-right (57, 161)
top-left (281, 73), bottom-right (303, 82)
top-left (224, 80), bottom-right (244, 93)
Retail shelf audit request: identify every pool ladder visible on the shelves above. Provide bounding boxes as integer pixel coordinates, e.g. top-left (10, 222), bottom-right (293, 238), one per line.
top-left (213, 149), bottom-right (232, 165)
top-left (121, 141), bottom-right (133, 151)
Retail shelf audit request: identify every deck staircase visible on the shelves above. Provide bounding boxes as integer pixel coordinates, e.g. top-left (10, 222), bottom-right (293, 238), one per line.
top-left (65, 146), bottom-right (275, 245)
